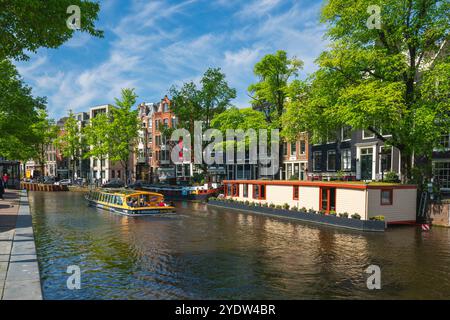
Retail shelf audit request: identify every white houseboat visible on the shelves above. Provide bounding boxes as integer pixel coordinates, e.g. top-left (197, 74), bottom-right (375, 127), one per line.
top-left (223, 180), bottom-right (417, 224)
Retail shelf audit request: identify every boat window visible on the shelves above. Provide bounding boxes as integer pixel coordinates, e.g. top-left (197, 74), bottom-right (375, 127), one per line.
top-left (117, 197), bottom-right (123, 205)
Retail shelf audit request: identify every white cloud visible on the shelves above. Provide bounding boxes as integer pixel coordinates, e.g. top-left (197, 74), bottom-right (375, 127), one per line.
top-left (237, 0), bottom-right (283, 18)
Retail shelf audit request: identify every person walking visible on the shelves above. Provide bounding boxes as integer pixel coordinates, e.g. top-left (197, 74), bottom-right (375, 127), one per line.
top-left (0, 179), bottom-right (5, 200)
top-left (2, 173), bottom-right (9, 189)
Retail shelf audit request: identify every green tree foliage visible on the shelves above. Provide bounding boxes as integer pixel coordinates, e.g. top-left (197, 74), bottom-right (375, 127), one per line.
top-left (83, 111), bottom-right (110, 182)
top-left (55, 110), bottom-right (84, 181)
top-left (109, 88), bottom-right (140, 185)
top-left (211, 107), bottom-right (269, 151)
top-left (0, 0), bottom-right (103, 61)
top-left (169, 68), bottom-right (236, 179)
top-left (0, 60), bottom-right (47, 161)
top-left (248, 50), bottom-right (303, 128)
top-left (169, 68), bottom-right (236, 133)
top-left (282, 0), bottom-right (450, 181)
top-left (31, 109), bottom-right (59, 176)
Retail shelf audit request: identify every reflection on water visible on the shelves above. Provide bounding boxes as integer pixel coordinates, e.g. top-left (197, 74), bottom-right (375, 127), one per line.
top-left (29, 192), bottom-right (450, 300)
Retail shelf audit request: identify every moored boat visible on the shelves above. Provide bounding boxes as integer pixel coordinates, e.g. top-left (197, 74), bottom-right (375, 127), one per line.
top-left (85, 189), bottom-right (175, 216)
top-left (135, 184), bottom-right (222, 201)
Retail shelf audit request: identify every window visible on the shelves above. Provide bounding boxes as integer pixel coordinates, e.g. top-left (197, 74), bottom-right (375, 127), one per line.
top-left (163, 119), bottom-right (169, 129)
top-left (290, 142), bottom-right (297, 156)
top-left (363, 130), bottom-right (375, 139)
top-left (111, 170), bottom-right (115, 178)
top-left (341, 149), bottom-right (351, 171)
top-left (433, 161), bottom-right (450, 190)
top-left (252, 184), bottom-right (266, 200)
top-left (155, 120), bottom-right (159, 130)
top-left (172, 117), bottom-right (178, 128)
top-left (438, 133), bottom-right (450, 150)
top-left (341, 126), bottom-right (352, 141)
top-left (380, 189), bottom-right (393, 205)
top-left (293, 186), bottom-right (299, 200)
top-left (226, 184), bottom-right (232, 196)
top-left (300, 141), bottom-right (306, 154)
top-left (313, 151), bottom-right (322, 171)
top-left (232, 184), bottom-right (239, 197)
top-left (326, 131), bottom-right (336, 144)
top-left (283, 142), bottom-right (288, 156)
top-left (327, 150), bottom-right (336, 171)
top-left (379, 146), bottom-right (392, 173)
top-left (243, 184), bottom-right (248, 198)
top-left (163, 103), bottom-right (169, 112)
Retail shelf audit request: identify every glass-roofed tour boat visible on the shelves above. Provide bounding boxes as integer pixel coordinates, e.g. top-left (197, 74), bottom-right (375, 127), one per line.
top-left (85, 189), bottom-right (176, 216)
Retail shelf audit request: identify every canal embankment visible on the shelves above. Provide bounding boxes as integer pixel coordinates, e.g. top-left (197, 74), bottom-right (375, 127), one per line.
top-left (0, 190), bottom-right (42, 300)
top-left (208, 199), bottom-right (386, 232)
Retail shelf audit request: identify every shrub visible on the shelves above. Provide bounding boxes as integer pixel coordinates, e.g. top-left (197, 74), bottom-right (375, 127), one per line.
top-left (336, 170), bottom-right (345, 181)
top-left (383, 171), bottom-right (399, 183)
top-left (339, 212), bottom-right (349, 218)
top-left (244, 200), bottom-right (249, 206)
top-left (308, 208), bottom-right (316, 214)
top-left (269, 203), bottom-right (276, 208)
top-left (329, 210), bottom-right (337, 216)
top-left (262, 202), bottom-right (269, 207)
top-left (318, 210), bottom-right (326, 215)
top-left (351, 213), bottom-right (361, 220)
top-left (370, 215), bottom-right (385, 221)
top-left (208, 197), bottom-right (216, 201)
top-left (275, 205), bottom-right (283, 210)
top-left (283, 203), bottom-right (290, 210)
top-left (300, 207), bottom-right (307, 213)
top-left (291, 206), bottom-right (299, 211)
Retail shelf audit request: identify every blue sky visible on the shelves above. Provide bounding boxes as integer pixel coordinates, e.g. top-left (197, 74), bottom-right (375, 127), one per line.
top-left (15, 0), bottom-right (328, 120)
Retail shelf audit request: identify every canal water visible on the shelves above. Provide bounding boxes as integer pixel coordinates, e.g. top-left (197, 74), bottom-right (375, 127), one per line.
top-left (29, 192), bottom-right (450, 300)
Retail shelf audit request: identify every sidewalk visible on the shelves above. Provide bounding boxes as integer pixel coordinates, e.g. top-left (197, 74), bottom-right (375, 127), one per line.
top-left (0, 190), bottom-right (42, 300)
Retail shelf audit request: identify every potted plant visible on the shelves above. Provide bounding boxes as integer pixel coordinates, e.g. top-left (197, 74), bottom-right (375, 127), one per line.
top-left (339, 212), bottom-right (349, 218)
top-left (283, 203), bottom-right (290, 210)
top-left (351, 213), bottom-right (361, 220)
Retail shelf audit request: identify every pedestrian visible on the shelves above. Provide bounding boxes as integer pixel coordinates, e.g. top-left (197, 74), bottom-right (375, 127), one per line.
top-left (2, 173), bottom-right (9, 189)
top-left (0, 179), bottom-right (4, 200)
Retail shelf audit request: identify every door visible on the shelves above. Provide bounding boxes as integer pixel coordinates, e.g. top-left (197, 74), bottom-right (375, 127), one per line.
top-left (360, 148), bottom-right (373, 180)
top-left (320, 187), bottom-right (336, 213)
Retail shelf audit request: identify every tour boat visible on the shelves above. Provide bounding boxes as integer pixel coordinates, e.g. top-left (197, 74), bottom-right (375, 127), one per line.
top-left (85, 189), bottom-right (176, 216)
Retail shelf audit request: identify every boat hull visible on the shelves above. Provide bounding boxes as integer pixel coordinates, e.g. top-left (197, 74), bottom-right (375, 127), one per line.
top-left (136, 186), bottom-right (220, 202)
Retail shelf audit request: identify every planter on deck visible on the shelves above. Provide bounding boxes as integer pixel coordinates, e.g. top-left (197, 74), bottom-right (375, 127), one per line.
top-left (208, 200), bottom-right (386, 232)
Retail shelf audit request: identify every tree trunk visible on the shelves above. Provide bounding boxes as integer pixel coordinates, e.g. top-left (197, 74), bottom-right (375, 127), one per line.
top-left (100, 157), bottom-right (103, 186)
top-left (400, 152), bottom-right (412, 184)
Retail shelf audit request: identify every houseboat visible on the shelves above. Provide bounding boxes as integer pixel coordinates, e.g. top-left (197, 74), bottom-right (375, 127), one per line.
top-left (85, 189), bottom-right (175, 216)
top-left (136, 184), bottom-right (221, 201)
top-left (222, 180), bottom-right (417, 224)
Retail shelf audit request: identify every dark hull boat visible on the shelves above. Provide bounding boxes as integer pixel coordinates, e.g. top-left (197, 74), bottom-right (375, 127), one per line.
top-left (135, 184), bottom-right (222, 202)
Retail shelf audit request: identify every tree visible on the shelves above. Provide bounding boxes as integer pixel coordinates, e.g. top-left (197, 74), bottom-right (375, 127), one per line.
top-left (0, 60), bottom-right (46, 161)
top-left (170, 68), bottom-right (236, 131)
top-left (169, 68), bottom-right (236, 178)
top-left (56, 110), bottom-right (84, 181)
top-left (109, 88), bottom-right (140, 186)
top-left (83, 112), bottom-right (110, 184)
top-left (31, 109), bottom-right (58, 177)
top-left (0, 0), bottom-right (103, 61)
top-left (248, 50), bottom-right (303, 127)
top-left (211, 107), bottom-right (269, 152)
top-left (283, 0), bottom-right (449, 182)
